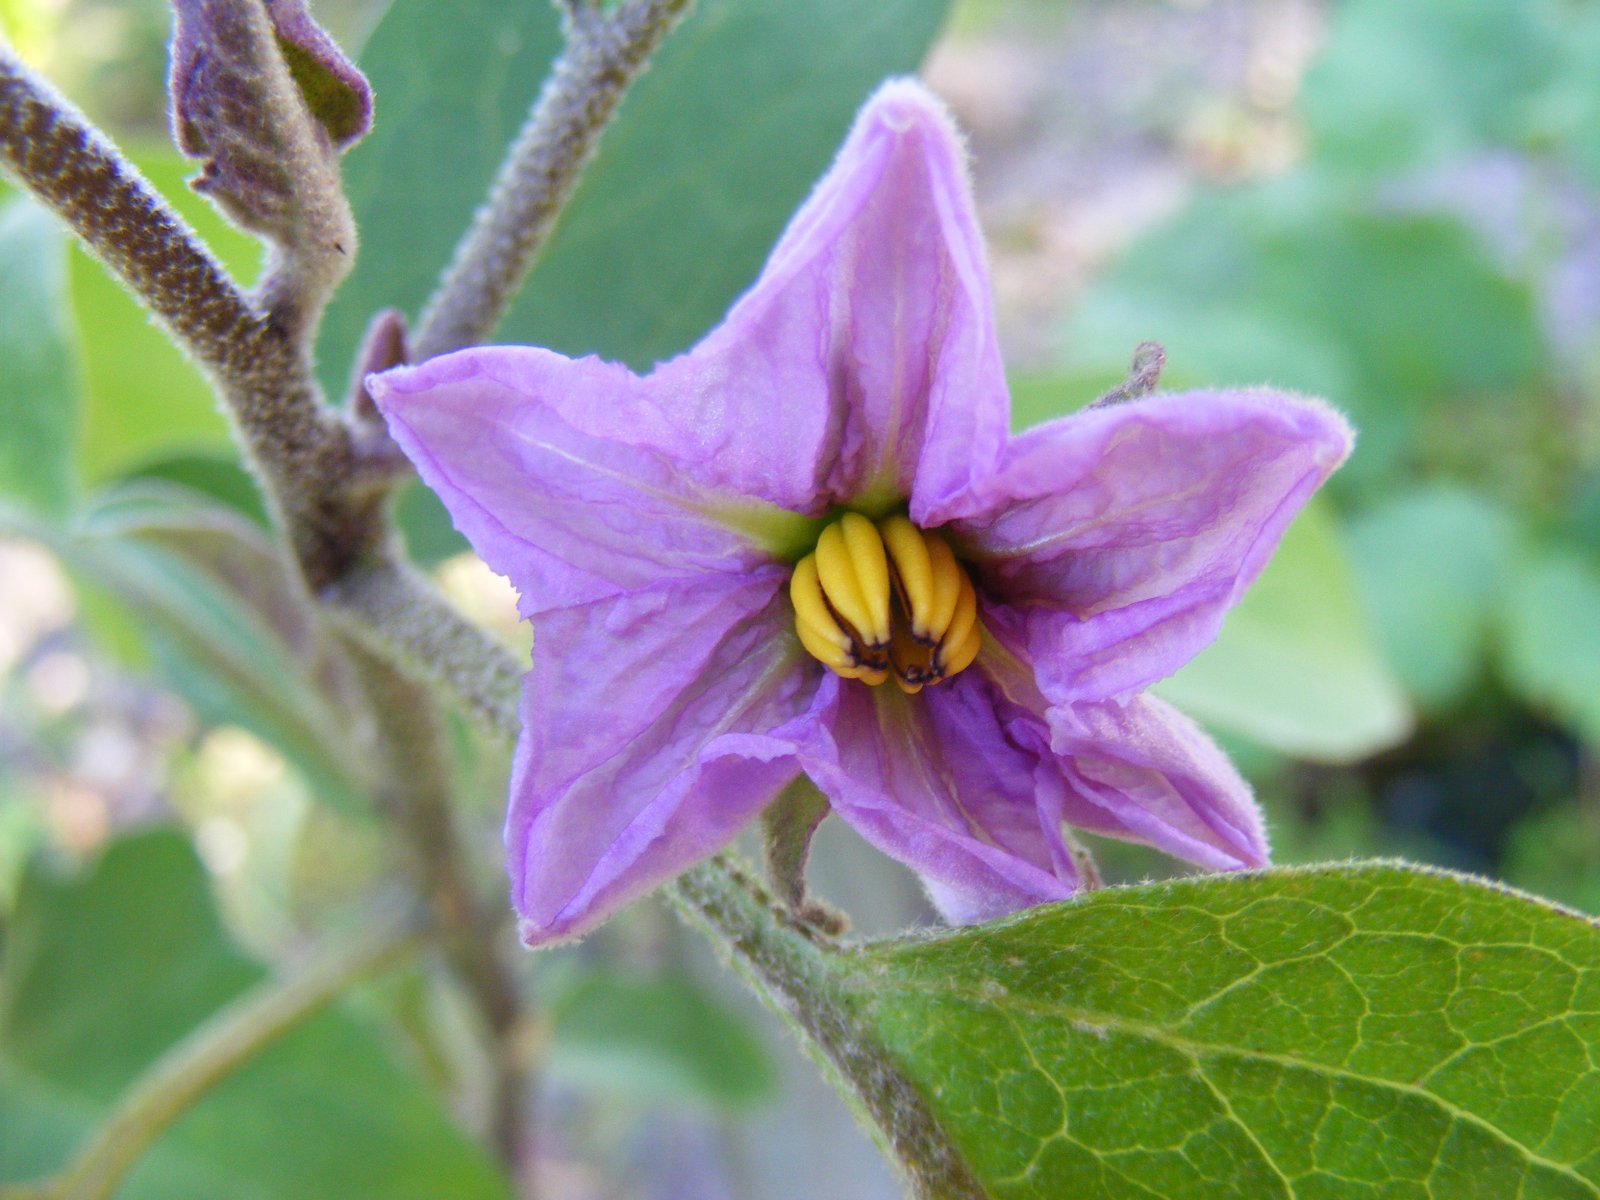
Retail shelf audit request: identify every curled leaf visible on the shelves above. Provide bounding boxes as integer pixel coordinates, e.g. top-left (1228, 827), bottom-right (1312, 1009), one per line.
top-left (167, 0), bottom-right (365, 309)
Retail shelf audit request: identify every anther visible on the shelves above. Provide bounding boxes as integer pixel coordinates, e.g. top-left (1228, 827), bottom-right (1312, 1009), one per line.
top-left (814, 514), bottom-right (892, 649)
top-left (793, 513), bottom-right (984, 691)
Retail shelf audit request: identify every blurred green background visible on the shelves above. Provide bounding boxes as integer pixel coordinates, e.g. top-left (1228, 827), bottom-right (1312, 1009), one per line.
top-left (1, 0), bottom-right (1597, 1197)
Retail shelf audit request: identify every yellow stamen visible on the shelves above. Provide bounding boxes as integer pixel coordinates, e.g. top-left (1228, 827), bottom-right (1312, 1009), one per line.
top-left (814, 513), bottom-right (892, 649)
top-left (789, 555), bottom-right (852, 657)
top-left (793, 513), bottom-right (984, 691)
top-left (793, 602), bottom-right (855, 674)
top-left (878, 516), bottom-right (933, 636)
top-left (940, 621), bottom-right (982, 678)
top-left (938, 573), bottom-right (978, 673)
top-left (924, 535), bottom-right (964, 643)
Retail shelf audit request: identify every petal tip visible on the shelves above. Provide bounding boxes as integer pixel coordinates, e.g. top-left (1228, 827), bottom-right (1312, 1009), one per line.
top-left (516, 914), bottom-right (587, 950)
top-left (361, 368), bottom-right (397, 411)
top-left (1252, 386), bottom-right (1357, 470)
top-left (858, 76), bottom-right (964, 148)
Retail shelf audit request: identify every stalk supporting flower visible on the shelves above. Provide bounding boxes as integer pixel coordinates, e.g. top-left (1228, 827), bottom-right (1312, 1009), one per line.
top-left (370, 79), bottom-right (1353, 945)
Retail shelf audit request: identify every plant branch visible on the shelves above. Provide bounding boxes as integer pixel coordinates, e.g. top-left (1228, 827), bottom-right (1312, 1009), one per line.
top-left (411, 0), bottom-right (693, 359)
top-left (323, 554), bottom-right (525, 735)
top-left (0, 39), bottom-right (259, 374)
top-left (24, 907), bottom-right (420, 1200)
top-left (669, 860), bottom-right (986, 1200)
top-left (342, 636), bottom-right (532, 1170)
top-left (0, 38), bottom-right (388, 591)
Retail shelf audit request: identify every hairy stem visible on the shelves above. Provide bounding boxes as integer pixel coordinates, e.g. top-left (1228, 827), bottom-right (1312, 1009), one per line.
top-left (324, 554), bottom-right (525, 735)
top-left (0, 39), bottom-right (384, 591)
top-left (669, 860), bottom-right (986, 1200)
top-left (26, 909), bottom-right (419, 1200)
top-left (0, 40), bottom-right (258, 373)
top-left (343, 637), bottom-right (532, 1170)
top-left (411, 0), bottom-right (693, 359)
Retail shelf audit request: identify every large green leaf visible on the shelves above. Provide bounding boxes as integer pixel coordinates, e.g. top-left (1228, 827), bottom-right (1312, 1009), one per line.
top-left (842, 863), bottom-right (1600, 1199)
top-left (326, 0), bottom-right (950, 380)
top-left (0, 197), bottom-right (79, 515)
top-left (0, 828), bottom-right (509, 1199)
top-left (1156, 499), bottom-right (1412, 763)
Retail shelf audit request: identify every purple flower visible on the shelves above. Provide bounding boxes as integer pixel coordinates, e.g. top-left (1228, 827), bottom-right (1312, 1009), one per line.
top-left (370, 79), bottom-right (1351, 944)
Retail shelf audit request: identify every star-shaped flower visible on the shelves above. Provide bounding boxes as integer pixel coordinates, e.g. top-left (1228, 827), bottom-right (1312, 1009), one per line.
top-left (371, 79), bottom-right (1351, 945)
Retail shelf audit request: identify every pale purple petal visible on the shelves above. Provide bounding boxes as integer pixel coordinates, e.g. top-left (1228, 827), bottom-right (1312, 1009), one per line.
top-left (795, 669), bottom-right (1078, 925)
top-left (510, 569), bottom-right (816, 944)
top-left (939, 389), bottom-right (1352, 702)
top-left (649, 78), bottom-right (1009, 514)
top-left (1047, 693), bottom-right (1268, 872)
top-left (371, 348), bottom-right (797, 613)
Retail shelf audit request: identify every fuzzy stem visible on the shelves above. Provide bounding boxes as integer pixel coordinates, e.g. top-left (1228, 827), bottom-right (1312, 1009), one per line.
top-left (323, 554), bottom-right (525, 735)
top-left (0, 38), bottom-right (385, 591)
top-left (19, 909), bottom-right (420, 1200)
top-left (0, 40), bottom-right (258, 374)
top-left (342, 637), bottom-right (532, 1170)
top-left (411, 0), bottom-right (693, 359)
top-left (668, 860), bottom-right (987, 1200)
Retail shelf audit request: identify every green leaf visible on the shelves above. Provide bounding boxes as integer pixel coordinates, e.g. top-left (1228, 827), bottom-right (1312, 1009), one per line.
top-left (1301, 0), bottom-right (1557, 177)
top-left (1348, 485), bottom-right (1518, 709)
top-left (1156, 500), bottom-right (1412, 763)
top-left (843, 862), bottom-right (1600, 1199)
top-left (1499, 546), bottom-right (1600, 746)
top-left (499, 0), bottom-right (952, 369)
top-left (315, 0), bottom-right (562, 396)
top-left (0, 828), bottom-right (509, 1199)
top-left (69, 150), bottom-right (260, 482)
top-left (0, 197), bottom-right (80, 515)
top-left (544, 969), bottom-right (777, 1111)
top-left (1065, 181), bottom-right (1547, 493)
top-left (121, 451), bottom-right (272, 528)
top-left (323, 0), bottom-right (951, 381)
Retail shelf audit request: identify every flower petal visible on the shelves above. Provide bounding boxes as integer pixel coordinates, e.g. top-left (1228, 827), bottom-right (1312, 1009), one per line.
top-left (942, 388), bottom-right (1352, 702)
top-left (510, 568), bottom-right (816, 944)
top-left (371, 347), bottom-right (793, 613)
top-left (1047, 693), bottom-right (1268, 872)
top-left (649, 78), bottom-right (1010, 513)
top-left (796, 669), bottom-right (1079, 926)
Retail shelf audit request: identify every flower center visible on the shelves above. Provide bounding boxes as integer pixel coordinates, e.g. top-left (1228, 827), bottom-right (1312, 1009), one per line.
top-left (789, 513), bottom-right (983, 694)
